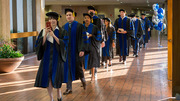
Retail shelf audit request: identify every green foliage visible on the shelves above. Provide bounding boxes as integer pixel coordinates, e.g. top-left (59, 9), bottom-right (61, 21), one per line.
top-left (0, 44), bottom-right (23, 58)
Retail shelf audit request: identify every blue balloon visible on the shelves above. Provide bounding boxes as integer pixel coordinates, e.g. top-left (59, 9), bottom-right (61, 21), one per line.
top-left (158, 21), bottom-right (163, 28)
top-left (158, 13), bottom-right (164, 19)
top-left (155, 4), bottom-right (159, 11)
top-left (158, 8), bottom-right (163, 14)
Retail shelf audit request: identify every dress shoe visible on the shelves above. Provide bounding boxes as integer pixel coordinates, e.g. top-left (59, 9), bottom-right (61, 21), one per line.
top-left (63, 89), bottom-right (72, 95)
top-left (57, 97), bottom-right (62, 101)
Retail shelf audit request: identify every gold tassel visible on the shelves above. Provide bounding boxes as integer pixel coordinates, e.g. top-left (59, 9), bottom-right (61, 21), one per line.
top-left (92, 19), bottom-right (93, 23)
top-left (73, 12), bottom-right (75, 17)
top-left (95, 11), bottom-right (97, 15)
top-left (58, 16), bottom-right (60, 21)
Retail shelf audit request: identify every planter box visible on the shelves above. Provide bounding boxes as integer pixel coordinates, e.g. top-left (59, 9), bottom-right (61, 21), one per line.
top-left (0, 56), bottom-right (24, 73)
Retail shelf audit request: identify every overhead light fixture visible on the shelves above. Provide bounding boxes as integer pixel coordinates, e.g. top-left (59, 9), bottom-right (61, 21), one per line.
top-left (147, 0), bottom-right (149, 3)
top-left (137, 8), bottom-right (139, 9)
top-left (120, 2), bottom-right (123, 3)
top-left (117, 0), bottom-right (119, 1)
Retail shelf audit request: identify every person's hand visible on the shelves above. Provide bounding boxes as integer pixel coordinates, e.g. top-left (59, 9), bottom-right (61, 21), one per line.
top-left (122, 31), bottom-right (127, 34)
top-left (148, 28), bottom-right (150, 31)
top-left (112, 42), bottom-right (115, 48)
top-left (88, 34), bottom-right (92, 38)
top-left (49, 30), bottom-right (54, 37)
top-left (45, 27), bottom-right (51, 34)
top-left (101, 42), bottom-right (105, 48)
top-left (117, 30), bottom-right (121, 33)
top-left (79, 51), bottom-right (84, 57)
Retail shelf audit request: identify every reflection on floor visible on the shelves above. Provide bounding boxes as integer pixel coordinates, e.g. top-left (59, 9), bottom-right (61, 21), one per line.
top-left (0, 31), bottom-right (172, 101)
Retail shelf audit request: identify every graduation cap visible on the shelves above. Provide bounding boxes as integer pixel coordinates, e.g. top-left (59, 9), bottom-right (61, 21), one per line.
top-left (88, 6), bottom-right (96, 11)
top-left (46, 12), bottom-right (61, 20)
top-left (136, 16), bottom-right (139, 17)
top-left (130, 13), bottom-right (136, 17)
top-left (119, 9), bottom-right (126, 12)
top-left (103, 18), bottom-right (111, 22)
top-left (118, 15), bottom-right (120, 17)
top-left (65, 8), bottom-right (74, 14)
top-left (75, 12), bottom-right (77, 17)
top-left (141, 13), bottom-right (146, 15)
top-left (83, 13), bottom-right (92, 19)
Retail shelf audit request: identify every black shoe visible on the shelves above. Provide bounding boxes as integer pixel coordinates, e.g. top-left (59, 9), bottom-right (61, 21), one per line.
top-left (135, 55), bottom-right (139, 57)
top-left (57, 97), bottom-right (62, 101)
top-left (63, 89), bottom-right (72, 95)
top-left (108, 64), bottom-right (112, 67)
top-left (82, 81), bottom-right (86, 90)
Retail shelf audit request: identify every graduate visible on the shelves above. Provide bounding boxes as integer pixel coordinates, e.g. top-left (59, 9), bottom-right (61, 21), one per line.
top-left (83, 13), bottom-right (102, 81)
top-left (62, 8), bottom-right (86, 95)
top-left (102, 18), bottom-right (116, 68)
top-left (114, 9), bottom-right (133, 64)
top-left (88, 6), bottom-right (105, 76)
top-left (130, 13), bottom-right (143, 57)
top-left (34, 12), bottom-right (68, 101)
top-left (141, 13), bottom-right (151, 48)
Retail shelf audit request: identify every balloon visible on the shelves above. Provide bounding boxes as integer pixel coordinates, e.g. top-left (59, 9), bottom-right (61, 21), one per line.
top-left (152, 3), bottom-right (159, 11)
top-left (152, 15), bottom-right (160, 25)
top-left (158, 13), bottom-right (164, 19)
top-left (158, 21), bottom-right (163, 28)
top-left (154, 11), bottom-right (158, 16)
top-left (158, 8), bottom-right (164, 14)
top-left (152, 15), bottom-right (159, 25)
top-left (163, 24), bottom-right (166, 30)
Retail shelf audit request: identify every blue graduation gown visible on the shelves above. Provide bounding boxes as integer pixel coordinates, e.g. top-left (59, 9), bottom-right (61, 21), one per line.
top-left (102, 26), bottom-right (116, 58)
top-left (63, 21), bottom-right (86, 83)
top-left (34, 27), bottom-right (68, 88)
top-left (83, 23), bottom-right (102, 69)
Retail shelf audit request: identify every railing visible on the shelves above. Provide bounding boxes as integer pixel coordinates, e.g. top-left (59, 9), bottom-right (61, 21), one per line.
top-left (10, 31), bottom-right (38, 39)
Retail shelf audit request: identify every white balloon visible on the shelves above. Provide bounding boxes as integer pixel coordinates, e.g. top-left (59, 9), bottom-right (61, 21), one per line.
top-left (163, 23), bottom-right (166, 30)
top-left (154, 11), bottom-right (158, 16)
top-left (152, 15), bottom-right (159, 25)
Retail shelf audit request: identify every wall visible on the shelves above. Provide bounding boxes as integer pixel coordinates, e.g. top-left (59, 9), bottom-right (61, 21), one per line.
top-left (46, 5), bottom-right (133, 26)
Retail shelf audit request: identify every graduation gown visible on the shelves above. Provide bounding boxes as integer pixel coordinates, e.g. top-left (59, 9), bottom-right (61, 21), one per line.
top-left (114, 16), bottom-right (133, 56)
top-left (141, 17), bottom-right (151, 43)
top-left (62, 21), bottom-right (86, 83)
top-left (34, 27), bottom-right (68, 88)
top-left (132, 19), bottom-right (143, 54)
top-left (83, 23), bottom-right (102, 69)
top-left (102, 26), bottom-right (116, 59)
top-left (92, 16), bottom-right (107, 42)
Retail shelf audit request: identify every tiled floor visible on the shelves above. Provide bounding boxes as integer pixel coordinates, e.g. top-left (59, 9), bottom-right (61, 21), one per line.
top-left (0, 30), bottom-right (172, 101)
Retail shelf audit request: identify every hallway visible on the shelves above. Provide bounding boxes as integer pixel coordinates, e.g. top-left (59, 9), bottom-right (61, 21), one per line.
top-left (0, 30), bottom-right (172, 101)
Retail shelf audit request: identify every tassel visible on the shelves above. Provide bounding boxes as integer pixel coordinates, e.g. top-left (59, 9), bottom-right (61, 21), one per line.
top-left (58, 16), bottom-right (60, 21)
top-left (95, 11), bottom-right (97, 15)
top-left (92, 19), bottom-right (93, 23)
top-left (73, 12), bottom-right (75, 17)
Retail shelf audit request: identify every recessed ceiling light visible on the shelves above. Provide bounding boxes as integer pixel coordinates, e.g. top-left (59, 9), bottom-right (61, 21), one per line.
top-left (120, 2), bottom-right (123, 3)
top-left (137, 8), bottom-right (139, 9)
top-left (117, 0), bottom-right (119, 1)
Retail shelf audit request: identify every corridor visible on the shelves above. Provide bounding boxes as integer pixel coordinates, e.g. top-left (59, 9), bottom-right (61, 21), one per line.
top-left (0, 30), bottom-right (172, 101)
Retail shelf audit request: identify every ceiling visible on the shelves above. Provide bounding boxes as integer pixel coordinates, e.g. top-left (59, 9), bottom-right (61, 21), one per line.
top-left (45, 0), bottom-right (166, 7)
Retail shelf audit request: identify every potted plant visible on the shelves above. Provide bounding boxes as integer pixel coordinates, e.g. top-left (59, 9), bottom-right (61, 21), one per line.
top-left (0, 37), bottom-right (24, 73)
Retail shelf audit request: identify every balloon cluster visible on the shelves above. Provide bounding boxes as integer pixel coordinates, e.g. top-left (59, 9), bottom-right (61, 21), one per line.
top-left (152, 3), bottom-right (166, 31)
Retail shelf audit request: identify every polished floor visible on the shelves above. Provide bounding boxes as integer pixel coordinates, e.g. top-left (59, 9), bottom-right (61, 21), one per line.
top-left (0, 31), bottom-right (172, 101)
